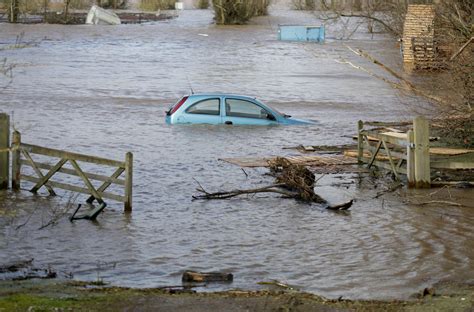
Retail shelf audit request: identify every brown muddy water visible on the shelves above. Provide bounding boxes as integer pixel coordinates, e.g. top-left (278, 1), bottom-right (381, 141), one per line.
top-left (0, 8), bottom-right (473, 300)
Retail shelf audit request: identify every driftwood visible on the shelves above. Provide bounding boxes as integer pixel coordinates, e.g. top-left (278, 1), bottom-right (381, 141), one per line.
top-left (182, 271), bottom-right (233, 283)
top-left (193, 157), bottom-right (353, 210)
top-left (257, 279), bottom-right (300, 291)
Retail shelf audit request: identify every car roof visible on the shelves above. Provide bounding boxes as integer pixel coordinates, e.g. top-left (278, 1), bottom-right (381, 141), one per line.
top-left (186, 93), bottom-right (259, 101)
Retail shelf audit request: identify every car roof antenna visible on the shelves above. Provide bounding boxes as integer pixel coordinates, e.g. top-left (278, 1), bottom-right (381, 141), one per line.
top-left (186, 76), bottom-right (195, 94)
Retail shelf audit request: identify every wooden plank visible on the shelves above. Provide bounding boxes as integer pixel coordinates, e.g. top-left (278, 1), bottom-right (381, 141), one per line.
top-left (69, 159), bottom-right (104, 204)
top-left (431, 161), bottom-right (474, 169)
top-left (361, 130), bottom-right (408, 146)
top-left (20, 159), bottom-right (125, 185)
top-left (86, 167), bottom-right (125, 204)
top-left (429, 147), bottom-right (474, 156)
top-left (362, 121), bottom-right (412, 127)
top-left (380, 132), bottom-right (408, 140)
top-left (21, 149), bottom-right (56, 196)
top-left (20, 175), bottom-right (125, 202)
top-left (30, 158), bottom-right (67, 193)
top-left (382, 139), bottom-right (399, 180)
top-left (219, 155), bottom-right (357, 168)
top-left (363, 145), bottom-right (406, 160)
top-left (20, 143), bottom-right (125, 168)
top-left (367, 141), bottom-right (382, 168)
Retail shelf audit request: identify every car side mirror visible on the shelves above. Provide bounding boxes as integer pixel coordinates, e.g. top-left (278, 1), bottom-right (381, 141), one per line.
top-left (267, 114), bottom-right (276, 121)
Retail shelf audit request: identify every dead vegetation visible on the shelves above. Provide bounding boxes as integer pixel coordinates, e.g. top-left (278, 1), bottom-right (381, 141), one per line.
top-left (194, 157), bottom-right (353, 210)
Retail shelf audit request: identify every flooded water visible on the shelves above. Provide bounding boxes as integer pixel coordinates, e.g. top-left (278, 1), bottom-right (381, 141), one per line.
top-left (0, 7), bottom-right (473, 300)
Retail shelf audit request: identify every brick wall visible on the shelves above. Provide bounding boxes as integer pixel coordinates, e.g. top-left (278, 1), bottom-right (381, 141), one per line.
top-left (402, 4), bottom-right (436, 70)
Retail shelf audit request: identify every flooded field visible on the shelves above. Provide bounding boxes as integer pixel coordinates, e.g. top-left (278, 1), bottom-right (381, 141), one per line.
top-left (0, 7), bottom-right (473, 300)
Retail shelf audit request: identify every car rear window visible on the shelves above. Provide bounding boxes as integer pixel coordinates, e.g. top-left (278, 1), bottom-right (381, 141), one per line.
top-left (186, 98), bottom-right (220, 115)
top-left (167, 96), bottom-right (189, 115)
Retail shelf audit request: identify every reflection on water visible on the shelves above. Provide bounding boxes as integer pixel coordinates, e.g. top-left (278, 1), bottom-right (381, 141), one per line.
top-left (0, 8), bottom-right (473, 300)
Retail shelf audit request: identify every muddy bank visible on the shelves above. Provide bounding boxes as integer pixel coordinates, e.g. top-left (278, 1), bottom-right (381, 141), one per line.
top-left (0, 279), bottom-right (472, 311)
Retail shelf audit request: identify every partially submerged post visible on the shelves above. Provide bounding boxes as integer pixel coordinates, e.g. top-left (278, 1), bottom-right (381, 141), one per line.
top-left (0, 113), bottom-right (10, 189)
top-left (124, 152), bottom-right (133, 212)
top-left (357, 120), bottom-right (363, 164)
top-left (406, 130), bottom-right (415, 187)
top-left (413, 116), bottom-right (430, 188)
top-left (11, 130), bottom-right (21, 190)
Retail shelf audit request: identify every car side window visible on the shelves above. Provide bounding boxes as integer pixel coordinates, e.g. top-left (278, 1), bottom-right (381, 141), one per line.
top-left (186, 99), bottom-right (220, 115)
top-left (225, 98), bottom-right (272, 119)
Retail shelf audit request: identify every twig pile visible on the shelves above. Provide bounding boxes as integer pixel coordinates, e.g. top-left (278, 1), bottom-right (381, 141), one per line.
top-left (193, 157), bottom-right (353, 210)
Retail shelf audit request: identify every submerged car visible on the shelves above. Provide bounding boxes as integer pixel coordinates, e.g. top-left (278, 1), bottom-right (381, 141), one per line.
top-left (165, 94), bottom-right (313, 125)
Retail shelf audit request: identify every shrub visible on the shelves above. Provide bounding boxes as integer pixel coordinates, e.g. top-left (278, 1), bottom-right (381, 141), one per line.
top-left (197, 0), bottom-right (209, 9)
top-left (139, 0), bottom-right (176, 11)
top-left (211, 0), bottom-right (271, 24)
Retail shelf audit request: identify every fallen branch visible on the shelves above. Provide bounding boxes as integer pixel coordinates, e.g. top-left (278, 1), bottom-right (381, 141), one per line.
top-left (415, 200), bottom-right (464, 207)
top-left (449, 36), bottom-right (473, 61)
top-left (344, 46), bottom-right (447, 105)
top-left (193, 158), bottom-right (353, 210)
top-left (257, 280), bottom-right (300, 291)
top-left (193, 183), bottom-right (297, 200)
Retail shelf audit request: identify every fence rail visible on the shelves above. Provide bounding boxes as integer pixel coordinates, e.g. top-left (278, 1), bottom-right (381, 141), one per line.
top-left (0, 113), bottom-right (133, 213)
top-left (10, 131), bottom-right (133, 212)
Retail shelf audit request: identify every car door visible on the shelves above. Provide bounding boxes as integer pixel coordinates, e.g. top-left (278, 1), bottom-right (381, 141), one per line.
top-left (178, 98), bottom-right (222, 124)
top-left (223, 97), bottom-right (278, 125)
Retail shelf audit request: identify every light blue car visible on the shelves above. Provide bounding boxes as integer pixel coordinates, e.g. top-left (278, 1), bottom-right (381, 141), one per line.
top-left (165, 94), bottom-right (313, 125)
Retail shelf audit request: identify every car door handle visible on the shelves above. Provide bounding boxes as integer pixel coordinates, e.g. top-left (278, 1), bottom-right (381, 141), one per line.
top-left (225, 121), bottom-right (233, 125)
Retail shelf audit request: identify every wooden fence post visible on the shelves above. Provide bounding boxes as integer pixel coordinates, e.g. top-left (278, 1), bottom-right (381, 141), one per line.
top-left (406, 129), bottom-right (415, 187)
top-left (124, 152), bottom-right (133, 212)
top-left (11, 130), bottom-right (21, 190)
top-left (413, 116), bottom-right (430, 188)
top-left (0, 113), bottom-right (10, 190)
top-left (357, 120), bottom-right (364, 164)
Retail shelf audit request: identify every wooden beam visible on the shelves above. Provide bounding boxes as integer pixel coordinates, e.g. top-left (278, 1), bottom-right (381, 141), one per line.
top-left (21, 175), bottom-right (125, 202)
top-left (20, 159), bottom-right (125, 185)
top-left (22, 149), bottom-right (56, 196)
top-left (30, 158), bottom-right (67, 193)
top-left (367, 141), bottom-right (382, 168)
top-left (69, 159), bottom-right (104, 204)
top-left (382, 139), bottom-right (399, 180)
top-left (86, 167), bottom-right (125, 204)
top-left (360, 130), bottom-right (408, 146)
top-left (20, 143), bottom-right (125, 168)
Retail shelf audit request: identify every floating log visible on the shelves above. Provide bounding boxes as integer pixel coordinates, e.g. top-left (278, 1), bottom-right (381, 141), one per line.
top-left (182, 271), bottom-right (233, 283)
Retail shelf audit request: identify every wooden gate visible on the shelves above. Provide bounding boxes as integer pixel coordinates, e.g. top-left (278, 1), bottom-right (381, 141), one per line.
top-left (10, 130), bottom-right (133, 212)
top-left (357, 117), bottom-right (474, 188)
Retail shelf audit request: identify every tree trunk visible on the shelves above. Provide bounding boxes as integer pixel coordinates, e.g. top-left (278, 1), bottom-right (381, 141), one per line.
top-left (9, 0), bottom-right (20, 23)
top-left (64, 0), bottom-right (71, 22)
